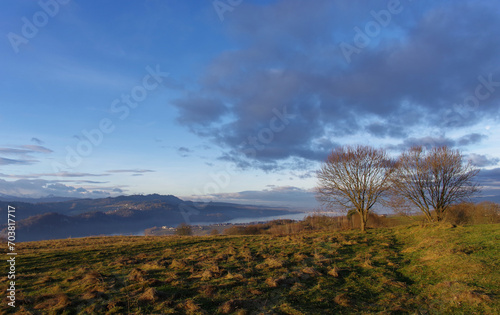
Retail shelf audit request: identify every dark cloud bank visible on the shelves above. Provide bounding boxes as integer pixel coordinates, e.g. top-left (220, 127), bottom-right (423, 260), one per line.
top-left (169, 0), bottom-right (500, 171)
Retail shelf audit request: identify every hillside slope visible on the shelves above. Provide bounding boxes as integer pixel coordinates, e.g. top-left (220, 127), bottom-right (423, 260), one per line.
top-left (2, 224), bottom-right (499, 314)
top-left (0, 195), bottom-right (294, 241)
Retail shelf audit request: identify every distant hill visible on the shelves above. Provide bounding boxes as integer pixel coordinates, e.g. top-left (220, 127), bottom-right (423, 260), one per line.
top-left (0, 194), bottom-right (294, 242)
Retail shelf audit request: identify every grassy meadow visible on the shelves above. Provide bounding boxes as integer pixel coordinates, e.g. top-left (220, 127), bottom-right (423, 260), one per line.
top-left (2, 222), bottom-right (499, 314)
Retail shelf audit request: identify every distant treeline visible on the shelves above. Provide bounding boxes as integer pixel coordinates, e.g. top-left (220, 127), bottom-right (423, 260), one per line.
top-left (221, 201), bottom-right (500, 236)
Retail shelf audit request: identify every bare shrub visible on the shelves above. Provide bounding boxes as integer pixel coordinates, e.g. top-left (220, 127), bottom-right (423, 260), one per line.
top-left (348, 212), bottom-right (390, 229)
top-left (175, 223), bottom-right (192, 236)
top-left (446, 202), bottom-right (500, 225)
top-left (267, 222), bottom-right (305, 235)
top-left (302, 214), bottom-right (346, 230)
top-left (209, 229), bottom-right (219, 236)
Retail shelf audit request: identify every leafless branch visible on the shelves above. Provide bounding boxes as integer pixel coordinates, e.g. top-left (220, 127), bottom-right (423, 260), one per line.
top-left (316, 145), bottom-right (396, 231)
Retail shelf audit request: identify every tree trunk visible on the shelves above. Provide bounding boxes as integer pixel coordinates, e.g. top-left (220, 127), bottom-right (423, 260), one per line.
top-left (435, 208), bottom-right (443, 222)
top-left (360, 212), bottom-right (367, 232)
top-left (424, 212), bottom-right (434, 222)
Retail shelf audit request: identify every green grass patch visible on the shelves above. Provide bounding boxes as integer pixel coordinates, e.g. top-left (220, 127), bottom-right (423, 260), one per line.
top-left (394, 223), bottom-right (500, 314)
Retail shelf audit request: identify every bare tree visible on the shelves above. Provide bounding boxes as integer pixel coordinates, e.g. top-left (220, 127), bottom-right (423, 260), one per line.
top-left (176, 223), bottom-right (193, 236)
top-left (391, 146), bottom-right (480, 222)
top-left (316, 145), bottom-right (395, 232)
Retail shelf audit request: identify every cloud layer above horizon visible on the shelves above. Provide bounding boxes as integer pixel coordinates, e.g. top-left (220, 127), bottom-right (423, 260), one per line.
top-left (171, 0), bottom-right (500, 170)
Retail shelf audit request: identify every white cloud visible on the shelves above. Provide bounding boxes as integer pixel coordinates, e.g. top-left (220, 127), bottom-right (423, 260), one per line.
top-left (0, 179), bottom-right (125, 199)
top-left (184, 185), bottom-right (319, 210)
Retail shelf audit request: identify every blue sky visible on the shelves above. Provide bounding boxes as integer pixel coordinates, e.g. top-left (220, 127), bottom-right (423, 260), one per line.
top-left (1, 0), bottom-right (500, 209)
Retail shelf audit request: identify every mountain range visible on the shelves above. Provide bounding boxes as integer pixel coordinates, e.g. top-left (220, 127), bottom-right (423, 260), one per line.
top-left (0, 194), bottom-right (295, 242)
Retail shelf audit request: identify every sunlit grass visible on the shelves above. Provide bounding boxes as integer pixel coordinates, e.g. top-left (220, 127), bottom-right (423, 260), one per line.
top-left (2, 224), bottom-right (498, 314)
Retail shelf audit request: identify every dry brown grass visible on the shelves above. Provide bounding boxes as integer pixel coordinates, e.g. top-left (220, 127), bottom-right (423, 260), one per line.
top-left (33, 293), bottom-right (71, 311)
top-left (225, 271), bottom-right (245, 281)
top-left (198, 284), bottom-right (216, 298)
top-left (263, 257), bottom-right (285, 268)
top-left (180, 298), bottom-right (206, 315)
top-left (265, 277), bottom-right (280, 288)
top-left (5, 223), bottom-right (498, 314)
top-left (141, 260), bottom-right (165, 270)
top-left (200, 269), bottom-right (213, 281)
top-left (128, 268), bottom-right (147, 282)
top-left (218, 299), bottom-right (248, 314)
top-left (334, 293), bottom-right (350, 307)
top-left (81, 290), bottom-right (106, 300)
top-left (293, 252), bottom-right (308, 262)
top-left (328, 266), bottom-right (340, 277)
top-left (169, 259), bottom-right (187, 270)
top-left (277, 303), bottom-right (305, 315)
top-left (301, 266), bottom-right (321, 277)
top-left (138, 287), bottom-right (165, 302)
top-left (35, 275), bottom-right (55, 285)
